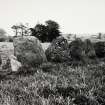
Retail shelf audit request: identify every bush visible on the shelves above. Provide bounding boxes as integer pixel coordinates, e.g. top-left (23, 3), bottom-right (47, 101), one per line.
top-left (31, 20), bottom-right (61, 42)
top-left (0, 37), bottom-right (6, 42)
top-left (7, 36), bottom-right (13, 42)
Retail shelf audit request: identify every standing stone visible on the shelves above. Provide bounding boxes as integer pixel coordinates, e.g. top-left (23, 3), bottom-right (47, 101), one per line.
top-left (0, 42), bottom-right (14, 71)
top-left (13, 36), bottom-right (47, 67)
top-left (9, 55), bottom-right (22, 72)
top-left (69, 38), bottom-right (86, 62)
top-left (0, 55), bottom-right (2, 65)
top-left (84, 39), bottom-right (96, 59)
top-left (45, 36), bottom-right (70, 62)
top-left (94, 41), bottom-right (105, 58)
top-left (69, 38), bottom-right (96, 65)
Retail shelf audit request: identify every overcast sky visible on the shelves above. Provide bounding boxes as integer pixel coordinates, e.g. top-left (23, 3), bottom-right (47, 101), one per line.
top-left (0, 0), bottom-right (105, 36)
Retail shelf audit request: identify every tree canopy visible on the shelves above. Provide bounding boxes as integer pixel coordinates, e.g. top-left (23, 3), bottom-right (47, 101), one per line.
top-left (31, 20), bottom-right (61, 42)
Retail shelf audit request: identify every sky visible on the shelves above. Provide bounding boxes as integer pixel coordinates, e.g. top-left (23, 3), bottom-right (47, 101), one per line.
top-left (0, 0), bottom-right (105, 36)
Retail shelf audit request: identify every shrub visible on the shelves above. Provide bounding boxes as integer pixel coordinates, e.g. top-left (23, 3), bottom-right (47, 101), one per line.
top-left (7, 36), bottom-right (13, 42)
top-left (31, 20), bottom-right (61, 42)
top-left (0, 37), bottom-right (6, 42)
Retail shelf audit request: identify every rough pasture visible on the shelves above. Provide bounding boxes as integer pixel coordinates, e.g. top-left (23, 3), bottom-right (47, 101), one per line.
top-left (0, 39), bottom-right (104, 105)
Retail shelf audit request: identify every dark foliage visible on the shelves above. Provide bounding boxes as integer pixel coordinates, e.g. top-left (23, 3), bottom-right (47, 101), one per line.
top-left (73, 95), bottom-right (89, 105)
top-left (37, 86), bottom-right (80, 99)
top-left (95, 96), bottom-right (105, 105)
top-left (73, 95), bottom-right (99, 105)
top-left (32, 24), bottom-right (48, 42)
top-left (0, 37), bottom-right (6, 42)
top-left (94, 87), bottom-right (105, 105)
top-left (31, 20), bottom-right (61, 42)
top-left (37, 86), bottom-right (55, 99)
top-left (7, 36), bottom-right (13, 42)
top-left (55, 86), bottom-right (79, 98)
top-left (45, 20), bottom-right (61, 42)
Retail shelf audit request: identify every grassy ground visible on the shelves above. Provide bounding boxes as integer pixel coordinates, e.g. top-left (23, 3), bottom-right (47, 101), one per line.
top-left (0, 62), bottom-right (104, 105)
top-left (0, 42), bottom-right (105, 105)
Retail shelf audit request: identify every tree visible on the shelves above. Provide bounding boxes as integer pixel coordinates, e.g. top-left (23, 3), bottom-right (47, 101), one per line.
top-left (31, 20), bottom-right (61, 42)
top-left (33, 24), bottom-right (47, 42)
top-left (45, 20), bottom-right (59, 30)
top-left (11, 23), bottom-right (30, 37)
top-left (45, 20), bottom-right (61, 42)
top-left (0, 28), bottom-right (6, 37)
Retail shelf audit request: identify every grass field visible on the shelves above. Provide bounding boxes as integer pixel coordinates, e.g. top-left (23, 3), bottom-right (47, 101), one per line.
top-left (0, 42), bottom-right (104, 105)
top-left (0, 62), bottom-right (104, 105)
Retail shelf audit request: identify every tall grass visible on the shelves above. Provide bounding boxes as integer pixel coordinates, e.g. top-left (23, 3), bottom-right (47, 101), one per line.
top-left (0, 63), bottom-right (104, 104)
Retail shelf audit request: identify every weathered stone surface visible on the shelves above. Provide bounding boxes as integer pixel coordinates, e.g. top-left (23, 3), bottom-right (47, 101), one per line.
top-left (94, 41), bottom-right (105, 58)
top-left (9, 55), bottom-right (22, 72)
top-left (45, 36), bottom-right (70, 62)
top-left (0, 42), bottom-right (14, 71)
top-left (41, 43), bottom-right (51, 52)
top-left (0, 52), bottom-right (21, 72)
top-left (84, 39), bottom-right (96, 59)
top-left (69, 38), bottom-right (97, 65)
top-left (13, 36), bottom-right (47, 67)
top-left (69, 38), bottom-right (86, 62)
top-left (0, 55), bottom-right (2, 65)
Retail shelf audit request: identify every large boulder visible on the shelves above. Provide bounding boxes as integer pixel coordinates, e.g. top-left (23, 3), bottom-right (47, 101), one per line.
top-left (84, 39), bottom-right (96, 59)
top-left (94, 41), bottom-right (105, 58)
top-left (45, 36), bottom-right (70, 62)
top-left (69, 38), bottom-right (86, 62)
top-left (0, 43), bottom-right (22, 73)
top-left (13, 36), bottom-right (47, 67)
top-left (69, 38), bottom-right (97, 65)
